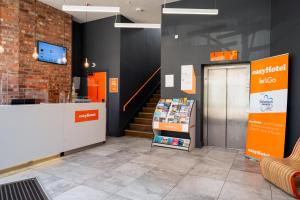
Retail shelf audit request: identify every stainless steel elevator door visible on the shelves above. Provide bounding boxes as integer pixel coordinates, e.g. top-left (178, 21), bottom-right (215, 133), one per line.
top-left (207, 69), bottom-right (227, 148)
top-left (204, 64), bottom-right (250, 150)
top-left (227, 68), bottom-right (250, 149)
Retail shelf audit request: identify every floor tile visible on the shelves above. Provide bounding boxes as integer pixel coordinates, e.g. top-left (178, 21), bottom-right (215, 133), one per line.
top-left (127, 146), bottom-right (152, 154)
top-left (33, 159), bottom-right (81, 175)
top-left (226, 169), bottom-right (270, 189)
top-left (89, 156), bottom-right (123, 170)
top-left (198, 156), bottom-right (233, 169)
top-left (270, 184), bottom-right (296, 200)
top-left (54, 185), bottom-right (110, 200)
top-left (219, 182), bottom-right (271, 200)
top-left (103, 143), bottom-right (133, 151)
top-left (107, 150), bottom-right (140, 163)
top-left (116, 165), bottom-right (182, 200)
top-left (144, 168), bottom-right (183, 184)
top-left (189, 147), bottom-right (211, 157)
top-left (107, 194), bottom-right (133, 200)
top-left (231, 154), bottom-right (261, 174)
top-left (163, 189), bottom-right (217, 200)
top-left (212, 147), bottom-right (239, 153)
top-left (63, 152), bottom-right (104, 167)
top-left (130, 154), bottom-right (165, 168)
top-left (117, 178), bottom-right (167, 200)
top-left (0, 137), bottom-right (272, 200)
top-left (157, 155), bottom-right (198, 175)
top-left (174, 149), bottom-right (204, 160)
top-left (83, 172), bottom-right (135, 194)
top-left (0, 169), bottom-right (51, 184)
top-left (53, 164), bottom-right (104, 184)
top-left (206, 149), bottom-right (237, 164)
top-left (189, 162), bottom-right (230, 181)
top-left (110, 162), bottom-right (151, 178)
top-left (164, 175), bottom-right (224, 199)
top-left (147, 147), bottom-right (178, 158)
top-left (85, 146), bottom-right (121, 156)
top-left (40, 176), bottom-right (77, 198)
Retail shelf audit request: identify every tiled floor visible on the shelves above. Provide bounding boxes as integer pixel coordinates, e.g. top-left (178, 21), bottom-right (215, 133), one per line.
top-left (0, 137), bottom-right (295, 200)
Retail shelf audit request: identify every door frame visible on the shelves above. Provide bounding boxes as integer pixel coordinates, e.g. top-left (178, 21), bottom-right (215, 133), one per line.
top-left (87, 72), bottom-right (107, 103)
top-left (203, 63), bottom-right (250, 148)
top-left (87, 70), bottom-right (110, 135)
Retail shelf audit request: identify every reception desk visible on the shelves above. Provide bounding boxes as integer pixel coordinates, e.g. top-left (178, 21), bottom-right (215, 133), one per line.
top-left (0, 103), bottom-right (106, 171)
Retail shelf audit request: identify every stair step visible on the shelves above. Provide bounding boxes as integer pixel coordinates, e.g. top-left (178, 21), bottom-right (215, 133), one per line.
top-left (134, 118), bottom-right (153, 125)
top-left (124, 130), bottom-right (153, 138)
top-left (129, 123), bottom-right (153, 131)
top-left (138, 112), bottom-right (153, 119)
top-left (143, 107), bottom-right (155, 112)
top-left (149, 97), bottom-right (160, 103)
top-left (146, 103), bottom-right (157, 108)
top-left (152, 94), bottom-right (160, 98)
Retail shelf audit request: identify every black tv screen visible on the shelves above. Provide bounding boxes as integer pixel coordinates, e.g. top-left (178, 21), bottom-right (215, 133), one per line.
top-left (38, 41), bottom-right (67, 65)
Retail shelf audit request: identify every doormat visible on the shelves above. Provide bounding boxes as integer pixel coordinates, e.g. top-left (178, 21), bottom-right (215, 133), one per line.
top-left (0, 177), bottom-right (49, 200)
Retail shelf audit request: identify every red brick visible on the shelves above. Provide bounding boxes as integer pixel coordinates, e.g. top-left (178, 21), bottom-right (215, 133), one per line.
top-left (0, 0), bottom-right (72, 103)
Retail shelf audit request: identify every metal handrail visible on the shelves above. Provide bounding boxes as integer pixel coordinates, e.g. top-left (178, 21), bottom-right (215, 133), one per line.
top-left (123, 67), bottom-right (161, 112)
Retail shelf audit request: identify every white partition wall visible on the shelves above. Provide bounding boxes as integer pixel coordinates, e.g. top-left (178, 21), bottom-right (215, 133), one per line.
top-left (63, 103), bottom-right (106, 152)
top-left (0, 103), bottom-right (106, 171)
top-left (0, 104), bottom-right (64, 170)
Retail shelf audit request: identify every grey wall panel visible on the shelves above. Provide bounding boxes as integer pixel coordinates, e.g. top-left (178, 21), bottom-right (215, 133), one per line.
top-left (120, 17), bottom-right (161, 131)
top-left (271, 0), bottom-right (300, 155)
top-left (161, 0), bottom-right (271, 147)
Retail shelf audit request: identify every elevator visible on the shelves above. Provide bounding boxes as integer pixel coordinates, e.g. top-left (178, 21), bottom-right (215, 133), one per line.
top-left (203, 64), bottom-right (250, 149)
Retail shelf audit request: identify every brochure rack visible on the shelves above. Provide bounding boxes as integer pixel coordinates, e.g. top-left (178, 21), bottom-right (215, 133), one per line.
top-left (151, 98), bottom-right (196, 151)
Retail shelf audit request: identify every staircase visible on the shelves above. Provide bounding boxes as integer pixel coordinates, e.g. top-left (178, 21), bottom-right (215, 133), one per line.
top-left (124, 88), bottom-right (160, 138)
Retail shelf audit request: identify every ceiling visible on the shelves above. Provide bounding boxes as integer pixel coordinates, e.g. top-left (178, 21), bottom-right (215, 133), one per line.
top-left (39, 0), bottom-right (179, 23)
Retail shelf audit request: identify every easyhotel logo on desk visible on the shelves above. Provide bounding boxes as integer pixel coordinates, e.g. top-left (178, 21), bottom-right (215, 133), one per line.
top-left (75, 110), bottom-right (99, 123)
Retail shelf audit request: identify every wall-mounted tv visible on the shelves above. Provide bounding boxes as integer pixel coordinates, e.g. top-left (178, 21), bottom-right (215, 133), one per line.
top-left (38, 41), bottom-right (67, 65)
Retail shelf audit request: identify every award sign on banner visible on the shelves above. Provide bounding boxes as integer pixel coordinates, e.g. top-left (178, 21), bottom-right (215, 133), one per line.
top-left (246, 54), bottom-right (289, 160)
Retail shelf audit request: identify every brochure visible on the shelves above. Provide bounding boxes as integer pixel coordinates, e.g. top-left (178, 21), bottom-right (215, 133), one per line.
top-left (153, 98), bottom-right (194, 125)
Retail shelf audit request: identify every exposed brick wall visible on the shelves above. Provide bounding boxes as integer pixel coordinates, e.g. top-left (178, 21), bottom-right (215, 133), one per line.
top-left (0, 0), bottom-right (72, 103)
top-left (0, 0), bottom-right (20, 102)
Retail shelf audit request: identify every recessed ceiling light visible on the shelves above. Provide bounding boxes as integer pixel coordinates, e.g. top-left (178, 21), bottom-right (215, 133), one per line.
top-left (163, 8), bottom-right (219, 15)
top-left (114, 23), bottom-right (161, 29)
top-left (62, 5), bottom-right (120, 13)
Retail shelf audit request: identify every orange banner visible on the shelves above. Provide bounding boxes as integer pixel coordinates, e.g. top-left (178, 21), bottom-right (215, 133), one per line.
top-left (246, 54), bottom-right (288, 160)
top-left (75, 110), bottom-right (99, 123)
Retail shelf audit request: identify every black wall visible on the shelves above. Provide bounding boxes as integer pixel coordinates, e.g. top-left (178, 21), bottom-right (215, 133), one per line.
top-left (161, 0), bottom-right (271, 147)
top-left (73, 16), bottom-right (161, 137)
top-left (119, 17), bottom-right (161, 130)
top-left (271, 0), bottom-right (300, 155)
top-left (72, 21), bottom-right (83, 78)
top-left (82, 16), bottom-right (121, 137)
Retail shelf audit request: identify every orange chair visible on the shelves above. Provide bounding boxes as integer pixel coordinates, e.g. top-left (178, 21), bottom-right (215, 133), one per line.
top-left (260, 139), bottom-right (300, 198)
